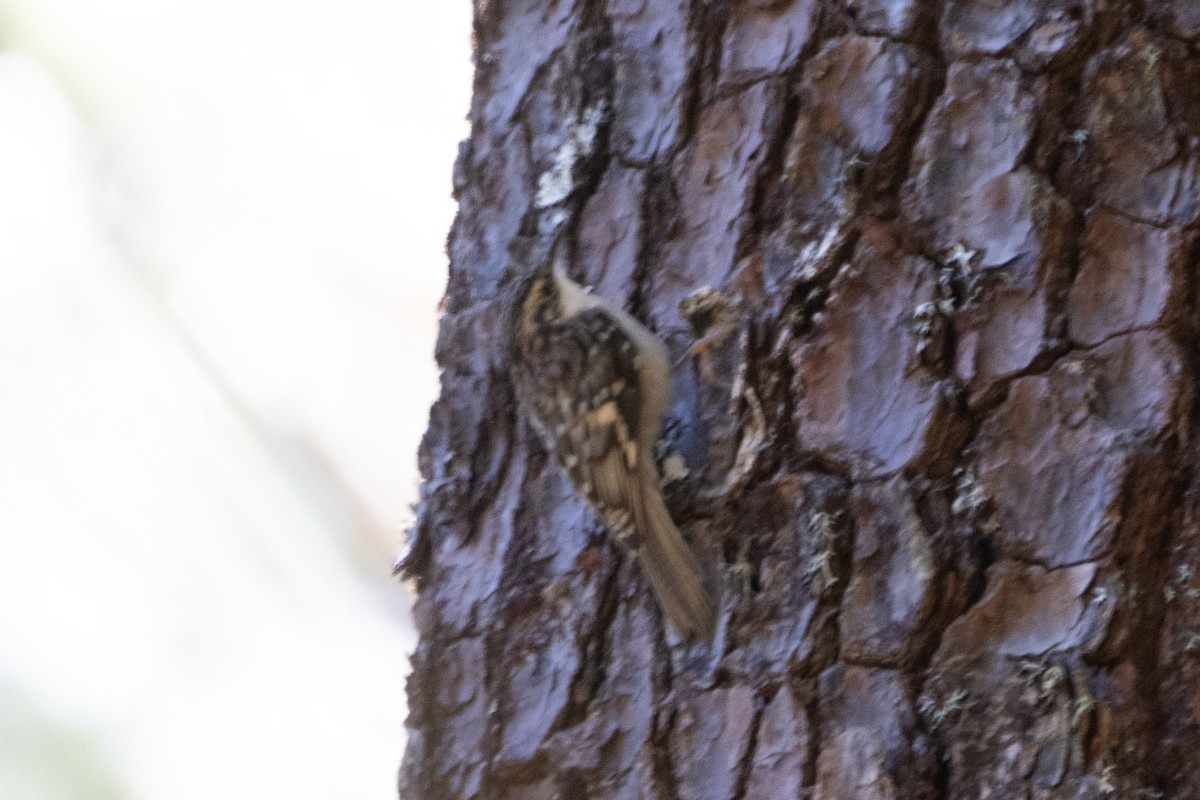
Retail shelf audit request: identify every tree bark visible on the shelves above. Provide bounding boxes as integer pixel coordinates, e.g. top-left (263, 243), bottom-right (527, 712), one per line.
top-left (401, 1), bottom-right (1200, 798)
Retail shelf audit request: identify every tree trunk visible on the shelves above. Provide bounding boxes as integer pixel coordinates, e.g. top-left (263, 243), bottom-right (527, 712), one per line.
top-left (401, 1), bottom-right (1200, 798)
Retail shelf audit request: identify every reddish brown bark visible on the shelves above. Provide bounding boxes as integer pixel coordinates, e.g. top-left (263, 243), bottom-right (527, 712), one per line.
top-left (402, 1), bottom-right (1200, 798)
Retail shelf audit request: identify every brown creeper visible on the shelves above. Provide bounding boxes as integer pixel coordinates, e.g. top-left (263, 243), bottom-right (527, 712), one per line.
top-left (505, 245), bottom-right (717, 637)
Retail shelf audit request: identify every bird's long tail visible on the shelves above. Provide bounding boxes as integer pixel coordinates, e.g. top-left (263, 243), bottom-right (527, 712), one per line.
top-left (630, 463), bottom-right (716, 638)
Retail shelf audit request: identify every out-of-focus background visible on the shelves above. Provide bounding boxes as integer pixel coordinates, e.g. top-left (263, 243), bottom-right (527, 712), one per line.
top-left (0, 1), bottom-right (469, 797)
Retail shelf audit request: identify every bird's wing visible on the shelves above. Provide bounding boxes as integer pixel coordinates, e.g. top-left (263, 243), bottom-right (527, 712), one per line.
top-left (534, 310), bottom-right (715, 635)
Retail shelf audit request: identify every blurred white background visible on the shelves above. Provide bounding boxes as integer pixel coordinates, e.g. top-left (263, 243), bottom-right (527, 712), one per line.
top-left (0, 1), bottom-right (470, 797)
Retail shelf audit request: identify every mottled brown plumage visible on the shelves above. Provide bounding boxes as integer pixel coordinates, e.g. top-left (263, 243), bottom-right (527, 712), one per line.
top-left (506, 251), bottom-right (716, 637)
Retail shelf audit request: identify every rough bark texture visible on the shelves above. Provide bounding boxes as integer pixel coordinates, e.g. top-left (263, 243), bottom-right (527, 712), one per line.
top-left (402, 1), bottom-right (1200, 798)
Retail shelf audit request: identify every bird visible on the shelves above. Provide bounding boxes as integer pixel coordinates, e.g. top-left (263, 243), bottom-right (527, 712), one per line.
top-left (504, 238), bottom-right (716, 638)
